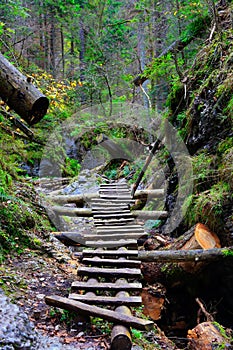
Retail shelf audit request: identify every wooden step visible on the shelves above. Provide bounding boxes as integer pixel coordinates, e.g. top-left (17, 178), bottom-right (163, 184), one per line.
top-left (83, 233), bottom-right (146, 240)
top-left (94, 218), bottom-right (135, 225)
top-left (82, 257), bottom-right (141, 268)
top-left (71, 280), bottom-right (142, 291)
top-left (81, 249), bottom-right (139, 258)
top-left (68, 293), bottom-right (142, 306)
top-left (93, 212), bottom-right (133, 219)
top-left (85, 240), bottom-right (138, 248)
top-left (92, 198), bottom-right (134, 204)
top-left (99, 188), bottom-right (129, 192)
top-left (99, 194), bottom-right (132, 200)
top-left (45, 295), bottom-right (154, 331)
top-left (92, 206), bottom-right (129, 212)
top-left (78, 266), bottom-right (141, 278)
top-left (96, 228), bottom-right (144, 234)
top-left (100, 184), bottom-right (128, 187)
top-left (96, 225), bottom-right (144, 232)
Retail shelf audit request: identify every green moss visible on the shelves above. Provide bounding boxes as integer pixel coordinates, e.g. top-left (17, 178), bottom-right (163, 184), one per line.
top-left (212, 322), bottom-right (233, 343)
top-left (184, 181), bottom-right (231, 230)
top-left (222, 248), bottom-right (233, 257)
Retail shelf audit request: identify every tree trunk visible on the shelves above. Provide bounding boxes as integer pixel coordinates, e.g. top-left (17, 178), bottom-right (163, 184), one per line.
top-left (0, 52), bottom-right (49, 125)
top-left (50, 6), bottom-right (56, 77)
top-left (187, 321), bottom-right (231, 349)
top-left (60, 26), bottom-right (65, 78)
top-left (133, 15), bottom-right (210, 87)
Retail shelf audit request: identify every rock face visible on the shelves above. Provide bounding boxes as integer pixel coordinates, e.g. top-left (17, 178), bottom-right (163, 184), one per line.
top-left (186, 92), bottom-right (231, 155)
top-left (0, 290), bottom-right (77, 350)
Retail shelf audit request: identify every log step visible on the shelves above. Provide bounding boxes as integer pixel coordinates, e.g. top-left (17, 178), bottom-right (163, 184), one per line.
top-left (82, 257), bottom-right (141, 268)
top-left (94, 212), bottom-right (133, 219)
top-left (92, 206), bottom-right (129, 212)
top-left (85, 240), bottom-right (138, 248)
top-left (91, 199), bottom-right (135, 204)
top-left (94, 218), bottom-right (135, 225)
top-left (96, 225), bottom-right (144, 233)
top-left (100, 184), bottom-right (128, 188)
top-left (81, 249), bottom-right (139, 258)
top-left (45, 295), bottom-right (153, 330)
top-left (83, 233), bottom-right (146, 240)
top-left (78, 266), bottom-right (141, 278)
top-left (71, 280), bottom-right (142, 291)
top-left (99, 188), bottom-right (129, 192)
top-left (68, 293), bottom-right (142, 306)
top-left (99, 194), bottom-right (132, 200)
top-left (96, 229), bottom-right (145, 234)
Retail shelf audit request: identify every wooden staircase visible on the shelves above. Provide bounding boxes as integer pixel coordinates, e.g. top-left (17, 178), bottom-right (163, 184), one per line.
top-left (45, 182), bottom-right (158, 349)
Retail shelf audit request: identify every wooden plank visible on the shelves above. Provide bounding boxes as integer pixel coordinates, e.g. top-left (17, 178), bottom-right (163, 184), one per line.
top-left (71, 281), bottom-right (142, 291)
top-left (99, 194), bottom-right (131, 200)
top-left (45, 295), bottom-right (154, 330)
top-left (81, 249), bottom-right (139, 258)
top-left (99, 188), bottom-right (129, 192)
top-left (68, 293), bottom-right (142, 306)
top-left (94, 218), bottom-right (135, 225)
top-left (82, 257), bottom-right (141, 267)
top-left (92, 206), bottom-right (129, 211)
top-left (83, 233), bottom-right (146, 240)
top-left (100, 184), bottom-right (128, 187)
top-left (96, 225), bottom-right (144, 232)
top-left (78, 266), bottom-right (141, 278)
top-left (94, 213), bottom-right (133, 219)
top-left (91, 199), bottom-right (135, 205)
top-left (85, 240), bottom-right (138, 248)
top-left (96, 230), bottom-right (144, 235)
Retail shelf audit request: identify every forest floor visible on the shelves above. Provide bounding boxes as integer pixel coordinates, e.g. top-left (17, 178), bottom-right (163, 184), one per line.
top-left (0, 245), bottom-right (113, 349)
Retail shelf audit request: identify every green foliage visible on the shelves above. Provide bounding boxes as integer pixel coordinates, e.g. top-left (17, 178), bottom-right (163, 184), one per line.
top-left (131, 328), bottom-right (142, 339)
top-left (192, 151), bottom-right (216, 188)
top-left (212, 322), bottom-right (233, 344)
top-left (49, 307), bottom-right (76, 325)
top-left (91, 317), bottom-right (111, 335)
top-left (222, 248), bottom-right (233, 257)
top-left (65, 158), bottom-right (81, 177)
top-left (181, 15), bottom-right (210, 44)
top-left (183, 181), bottom-right (231, 230)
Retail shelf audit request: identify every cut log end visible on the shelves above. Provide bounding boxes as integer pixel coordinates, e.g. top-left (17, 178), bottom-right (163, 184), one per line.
top-left (111, 332), bottom-right (132, 350)
top-left (30, 96), bottom-right (49, 125)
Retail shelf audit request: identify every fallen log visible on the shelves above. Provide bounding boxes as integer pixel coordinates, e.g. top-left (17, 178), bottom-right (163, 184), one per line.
top-left (187, 321), bottom-right (232, 350)
top-left (139, 247), bottom-right (233, 262)
top-left (179, 223), bottom-right (221, 272)
top-left (181, 223), bottom-right (221, 250)
top-left (47, 188), bottom-right (164, 205)
top-left (51, 206), bottom-right (92, 217)
top-left (50, 205), bottom-right (168, 219)
top-left (0, 52), bottom-right (49, 125)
